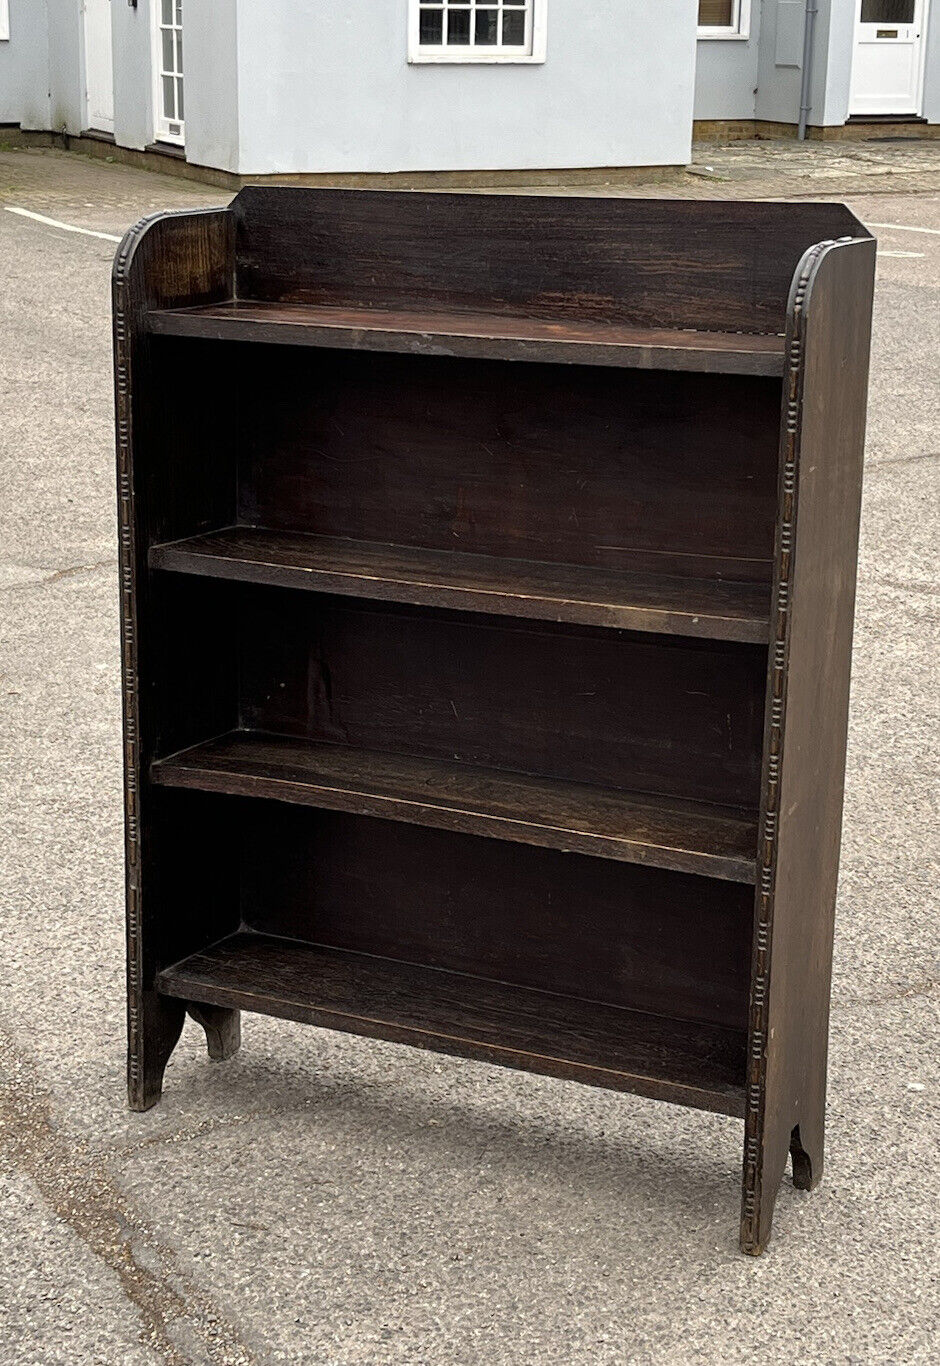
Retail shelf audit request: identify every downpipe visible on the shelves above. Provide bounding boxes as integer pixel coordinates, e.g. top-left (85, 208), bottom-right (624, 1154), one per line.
top-left (798, 0), bottom-right (819, 140)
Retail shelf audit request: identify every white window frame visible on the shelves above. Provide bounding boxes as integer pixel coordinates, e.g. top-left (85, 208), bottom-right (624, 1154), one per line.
top-left (697, 0), bottom-right (751, 40)
top-left (409, 1), bottom-right (548, 64)
top-left (151, 0), bottom-right (184, 146)
top-left (0, 0), bottom-right (10, 44)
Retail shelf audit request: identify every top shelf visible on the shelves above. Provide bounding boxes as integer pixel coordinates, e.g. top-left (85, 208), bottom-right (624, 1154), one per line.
top-left (148, 300), bottom-right (786, 377)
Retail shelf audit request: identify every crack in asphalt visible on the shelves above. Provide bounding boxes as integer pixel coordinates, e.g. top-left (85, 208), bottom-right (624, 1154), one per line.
top-left (837, 976), bottom-right (939, 1009)
top-left (866, 449), bottom-right (940, 469)
top-left (868, 576), bottom-right (940, 596)
top-left (1, 557), bottom-right (116, 593)
top-left (0, 1023), bottom-right (259, 1366)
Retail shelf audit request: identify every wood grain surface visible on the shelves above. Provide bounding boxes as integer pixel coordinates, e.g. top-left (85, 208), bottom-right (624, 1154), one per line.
top-left (149, 299), bottom-right (787, 375)
top-left (152, 730), bottom-right (759, 882)
top-left (158, 931), bottom-right (748, 1116)
top-left (150, 527), bottom-right (772, 642)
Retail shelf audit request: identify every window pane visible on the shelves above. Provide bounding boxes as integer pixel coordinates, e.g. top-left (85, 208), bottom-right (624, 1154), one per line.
top-left (161, 0), bottom-right (173, 25)
top-left (176, 77), bottom-right (184, 121)
top-left (475, 8), bottom-right (499, 45)
top-left (420, 9), bottom-right (443, 43)
top-left (162, 75), bottom-right (175, 121)
top-left (698, 0), bottom-right (734, 25)
top-left (162, 30), bottom-right (174, 73)
top-left (448, 8), bottom-right (470, 43)
top-left (860, 0), bottom-right (915, 20)
top-left (502, 10), bottom-right (526, 44)
top-left (176, 31), bottom-right (183, 74)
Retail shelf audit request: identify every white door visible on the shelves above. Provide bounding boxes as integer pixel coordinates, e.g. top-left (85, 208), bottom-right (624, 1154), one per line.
top-left (849, 0), bottom-right (929, 115)
top-left (84, 0), bottom-right (114, 133)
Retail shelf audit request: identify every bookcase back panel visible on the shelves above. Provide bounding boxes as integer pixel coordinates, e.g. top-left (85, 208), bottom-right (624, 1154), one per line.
top-left (235, 588), bottom-right (766, 808)
top-left (233, 188), bottom-right (861, 336)
top-left (150, 789), bottom-right (243, 963)
top-left (145, 338), bottom-right (238, 544)
top-left (149, 575), bottom-right (240, 760)
top-left (238, 349), bottom-right (781, 581)
top-left (234, 801), bottom-right (753, 1031)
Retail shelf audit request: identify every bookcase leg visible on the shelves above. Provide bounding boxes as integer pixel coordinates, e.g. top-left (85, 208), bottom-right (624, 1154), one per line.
top-left (128, 995), bottom-right (186, 1112)
top-left (187, 1003), bottom-right (242, 1061)
top-left (740, 1111), bottom-right (826, 1253)
top-left (740, 1144), bottom-right (785, 1256)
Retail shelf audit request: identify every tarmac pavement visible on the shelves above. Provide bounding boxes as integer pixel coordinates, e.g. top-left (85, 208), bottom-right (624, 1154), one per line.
top-left (0, 145), bottom-right (938, 1365)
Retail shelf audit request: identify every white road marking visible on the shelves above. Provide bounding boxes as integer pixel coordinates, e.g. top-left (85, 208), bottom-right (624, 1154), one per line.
top-left (868, 221), bottom-right (940, 237)
top-left (879, 250), bottom-right (926, 258)
top-left (3, 205), bottom-right (121, 243)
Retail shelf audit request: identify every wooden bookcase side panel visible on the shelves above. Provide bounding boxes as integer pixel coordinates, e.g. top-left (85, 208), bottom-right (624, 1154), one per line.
top-left (740, 236), bottom-right (877, 1255)
top-left (113, 206), bottom-right (235, 1111)
top-left (230, 188), bottom-right (864, 336)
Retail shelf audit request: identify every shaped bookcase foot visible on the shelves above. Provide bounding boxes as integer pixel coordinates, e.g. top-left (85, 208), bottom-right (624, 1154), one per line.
top-left (739, 1115), bottom-right (826, 1253)
top-left (187, 1003), bottom-right (242, 1061)
top-left (128, 995), bottom-right (186, 1112)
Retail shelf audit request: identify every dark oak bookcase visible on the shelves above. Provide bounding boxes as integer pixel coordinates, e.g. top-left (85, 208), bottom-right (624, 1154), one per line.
top-left (113, 189), bottom-right (875, 1254)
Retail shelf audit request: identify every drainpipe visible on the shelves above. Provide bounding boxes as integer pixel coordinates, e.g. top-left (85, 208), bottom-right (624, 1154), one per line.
top-left (798, 0), bottom-right (819, 140)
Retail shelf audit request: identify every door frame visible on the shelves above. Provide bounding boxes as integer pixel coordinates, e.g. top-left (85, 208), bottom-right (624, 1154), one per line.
top-left (151, 0), bottom-right (185, 146)
top-left (848, 0), bottom-right (931, 118)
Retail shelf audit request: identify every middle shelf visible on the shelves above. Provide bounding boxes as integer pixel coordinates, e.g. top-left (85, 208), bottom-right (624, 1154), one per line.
top-left (151, 731), bottom-right (759, 883)
top-left (149, 526), bottom-right (772, 643)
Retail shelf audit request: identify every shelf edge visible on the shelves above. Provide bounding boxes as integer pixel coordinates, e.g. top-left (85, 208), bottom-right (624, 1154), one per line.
top-left (147, 308), bottom-right (785, 377)
top-left (151, 743), bottom-right (759, 885)
top-left (148, 538), bottom-right (772, 645)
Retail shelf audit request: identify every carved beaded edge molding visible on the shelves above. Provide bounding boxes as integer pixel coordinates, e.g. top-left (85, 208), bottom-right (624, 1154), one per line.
top-left (740, 238), bottom-right (835, 1252)
top-left (113, 212), bottom-right (165, 1105)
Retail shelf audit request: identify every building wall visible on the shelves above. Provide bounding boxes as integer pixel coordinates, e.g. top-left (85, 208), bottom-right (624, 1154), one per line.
top-left (0, 0), bottom-right (51, 129)
top-left (3, 2), bottom-right (938, 175)
top-left (818, 0), bottom-right (854, 124)
top-left (919, 0), bottom-right (940, 123)
top-left (696, 0), bottom-right (939, 129)
top-left (693, 0), bottom-right (830, 127)
top-left (234, 0), bottom-right (698, 175)
top-left (46, 0), bottom-right (83, 131)
top-left (177, 0), bottom-right (239, 170)
top-left (694, 9), bottom-right (761, 121)
top-left (753, 0), bottom-right (837, 127)
top-left (111, 0), bottom-right (239, 165)
top-left (1, 0), bottom-right (84, 133)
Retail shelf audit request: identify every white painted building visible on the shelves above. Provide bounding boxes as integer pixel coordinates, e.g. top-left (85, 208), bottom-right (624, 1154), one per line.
top-left (0, 3), bottom-right (937, 180)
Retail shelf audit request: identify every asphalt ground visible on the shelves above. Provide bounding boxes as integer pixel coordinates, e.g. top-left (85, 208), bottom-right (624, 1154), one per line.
top-left (1, 145), bottom-right (938, 1365)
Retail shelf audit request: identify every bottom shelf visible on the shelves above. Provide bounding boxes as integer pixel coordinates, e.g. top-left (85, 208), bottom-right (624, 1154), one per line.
top-left (158, 932), bottom-right (747, 1117)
